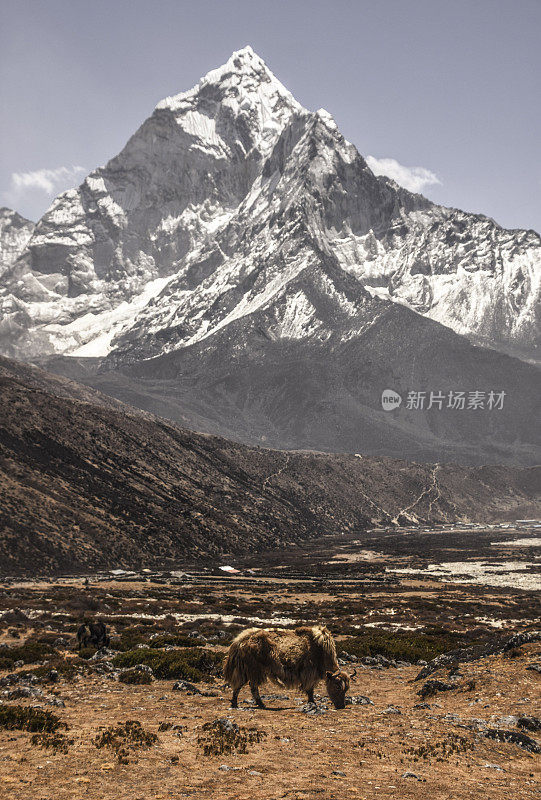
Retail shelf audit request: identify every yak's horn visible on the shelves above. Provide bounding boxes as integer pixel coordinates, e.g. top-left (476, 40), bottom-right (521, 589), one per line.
top-left (350, 668), bottom-right (357, 679)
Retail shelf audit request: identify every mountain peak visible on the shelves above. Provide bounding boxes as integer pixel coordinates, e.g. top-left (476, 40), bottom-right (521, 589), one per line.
top-left (153, 47), bottom-right (303, 161)
top-left (195, 44), bottom-right (271, 87)
top-left (0, 206), bottom-right (32, 222)
top-left (156, 46), bottom-right (302, 117)
top-left (225, 44), bottom-right (265, 67)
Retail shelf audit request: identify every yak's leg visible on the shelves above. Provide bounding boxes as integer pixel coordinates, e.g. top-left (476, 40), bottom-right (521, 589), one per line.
top-left (230, 682), bottom-right (245, 708)
top-left (249, 682), bottom-right (266, 709)
top-left (306, 687), bottom-right (315, 704)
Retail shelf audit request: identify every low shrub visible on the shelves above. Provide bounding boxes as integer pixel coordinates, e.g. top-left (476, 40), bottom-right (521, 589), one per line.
top-left (32, 632), bottom-right (66, 646)
top-left (112, 647), bottom-right (223, 682)
top-left (404, 733), bottom-right (474, 761)
top-left (19, 656), bottom-right (87, 681)
top-left (94, 720), bottom-right (158, 763)
top-left (197, 718), bottom-right (266, 756)
top-left (111, 627), bottom-right (200, 651)
top-left (338, 628), bottom-right (475, 663)
top-left (149, 633), bottom-right (201, 648)
top-left (77, 646), bottom-right (98, 660)
top-left (30, 732), bottom-right (73, 753)
top-left (119, 668), bottom-right (153, 685)
top-left (110, 627), bottom-right (149, 652)
top-left (64, 594), bottom-right (104, 614)
top-left (0, 705), bottom-right (67, 733)
top-left (0, 641), bottom-right (56, 668)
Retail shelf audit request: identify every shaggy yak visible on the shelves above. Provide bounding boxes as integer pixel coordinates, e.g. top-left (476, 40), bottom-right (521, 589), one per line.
top-left (223, 625), bottom-right (354, 709)
top-left (76, 620), bottom-right (110, 650)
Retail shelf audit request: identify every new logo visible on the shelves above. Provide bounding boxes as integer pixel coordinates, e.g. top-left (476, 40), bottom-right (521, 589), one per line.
top-left (381, 389), bottom-right (402, 411)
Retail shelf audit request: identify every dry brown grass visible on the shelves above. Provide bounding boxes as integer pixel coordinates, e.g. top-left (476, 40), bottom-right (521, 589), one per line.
top-left (0, 569), bottom-right (539, 799)
top-left (0, 644), bottom-right (539, 799)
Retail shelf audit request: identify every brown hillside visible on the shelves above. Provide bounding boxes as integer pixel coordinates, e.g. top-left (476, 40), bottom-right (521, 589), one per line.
top-left (0, 357), bottom-right (539, 576)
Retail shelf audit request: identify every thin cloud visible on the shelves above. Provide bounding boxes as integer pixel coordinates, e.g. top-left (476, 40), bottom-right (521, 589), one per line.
top-left (366, 156), bottom-right (441, 194)
top-left (2, 165), bottom-right (87, 218)
top-left (10, 165), bottom-right (86, 195)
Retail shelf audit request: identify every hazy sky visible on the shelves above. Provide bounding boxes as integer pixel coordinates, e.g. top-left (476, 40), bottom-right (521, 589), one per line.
top-left (1, 0), bottom-right (539, 232)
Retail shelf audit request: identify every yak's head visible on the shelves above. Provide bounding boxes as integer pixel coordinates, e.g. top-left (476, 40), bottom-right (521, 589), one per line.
top-left (325, 669), bottom-right (352, 709)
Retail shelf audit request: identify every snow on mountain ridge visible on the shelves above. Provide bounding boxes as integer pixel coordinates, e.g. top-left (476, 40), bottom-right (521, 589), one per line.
top-left (156, 45), bottom-right (302, 160)
top-left (0, 47), bottom-right (539, 363)
top-left (156, 45), bottom-right (298, 115)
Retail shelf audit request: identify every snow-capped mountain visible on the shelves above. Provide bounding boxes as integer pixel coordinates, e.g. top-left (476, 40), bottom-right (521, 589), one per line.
top-left (0, 46), bottom-right (539, 363)
top-left (0, 208), bottom-right (34, 281)
top-left (0, 47), bottom-right (539, 465)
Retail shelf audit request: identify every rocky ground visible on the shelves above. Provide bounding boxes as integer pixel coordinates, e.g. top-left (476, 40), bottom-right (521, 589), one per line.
top-left (0, 558), bottom-right (539, 799)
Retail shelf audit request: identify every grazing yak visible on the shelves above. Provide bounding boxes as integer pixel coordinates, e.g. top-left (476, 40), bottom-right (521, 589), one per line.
top-left (76, 620), bottom-right (110, 650)
top-left (223, 625), bottom-right (354, 709)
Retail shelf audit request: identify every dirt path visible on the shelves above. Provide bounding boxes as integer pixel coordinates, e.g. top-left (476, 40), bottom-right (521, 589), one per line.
top-left (262, 455), bottom-right (291, 490)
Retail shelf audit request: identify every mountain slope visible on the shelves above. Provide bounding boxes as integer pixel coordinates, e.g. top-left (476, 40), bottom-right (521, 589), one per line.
top-left (0, 208), bottom-right (35, 280)
top-left (0, 46), bottom-right (539, 363)
top-left (43, 286), bottom-right (539, 467)
top-left (0, 357), bottom-right (539, 576)
top-left (121, 297), bottom-right (541, 465)
top-left (0, 48), bottom-right (303, 359)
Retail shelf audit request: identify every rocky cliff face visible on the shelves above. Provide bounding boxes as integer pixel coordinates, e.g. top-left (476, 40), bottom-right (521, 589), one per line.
top-left (0, 208), bottom-right (34, 281)
top-left (0, 46), bottom-right (538, 363)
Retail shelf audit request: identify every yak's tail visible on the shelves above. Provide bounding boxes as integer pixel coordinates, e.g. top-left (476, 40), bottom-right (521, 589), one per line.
top-left (222, 650), bottom-right (235, 685)
top-left (223, 628), bottom-right (261, 685)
